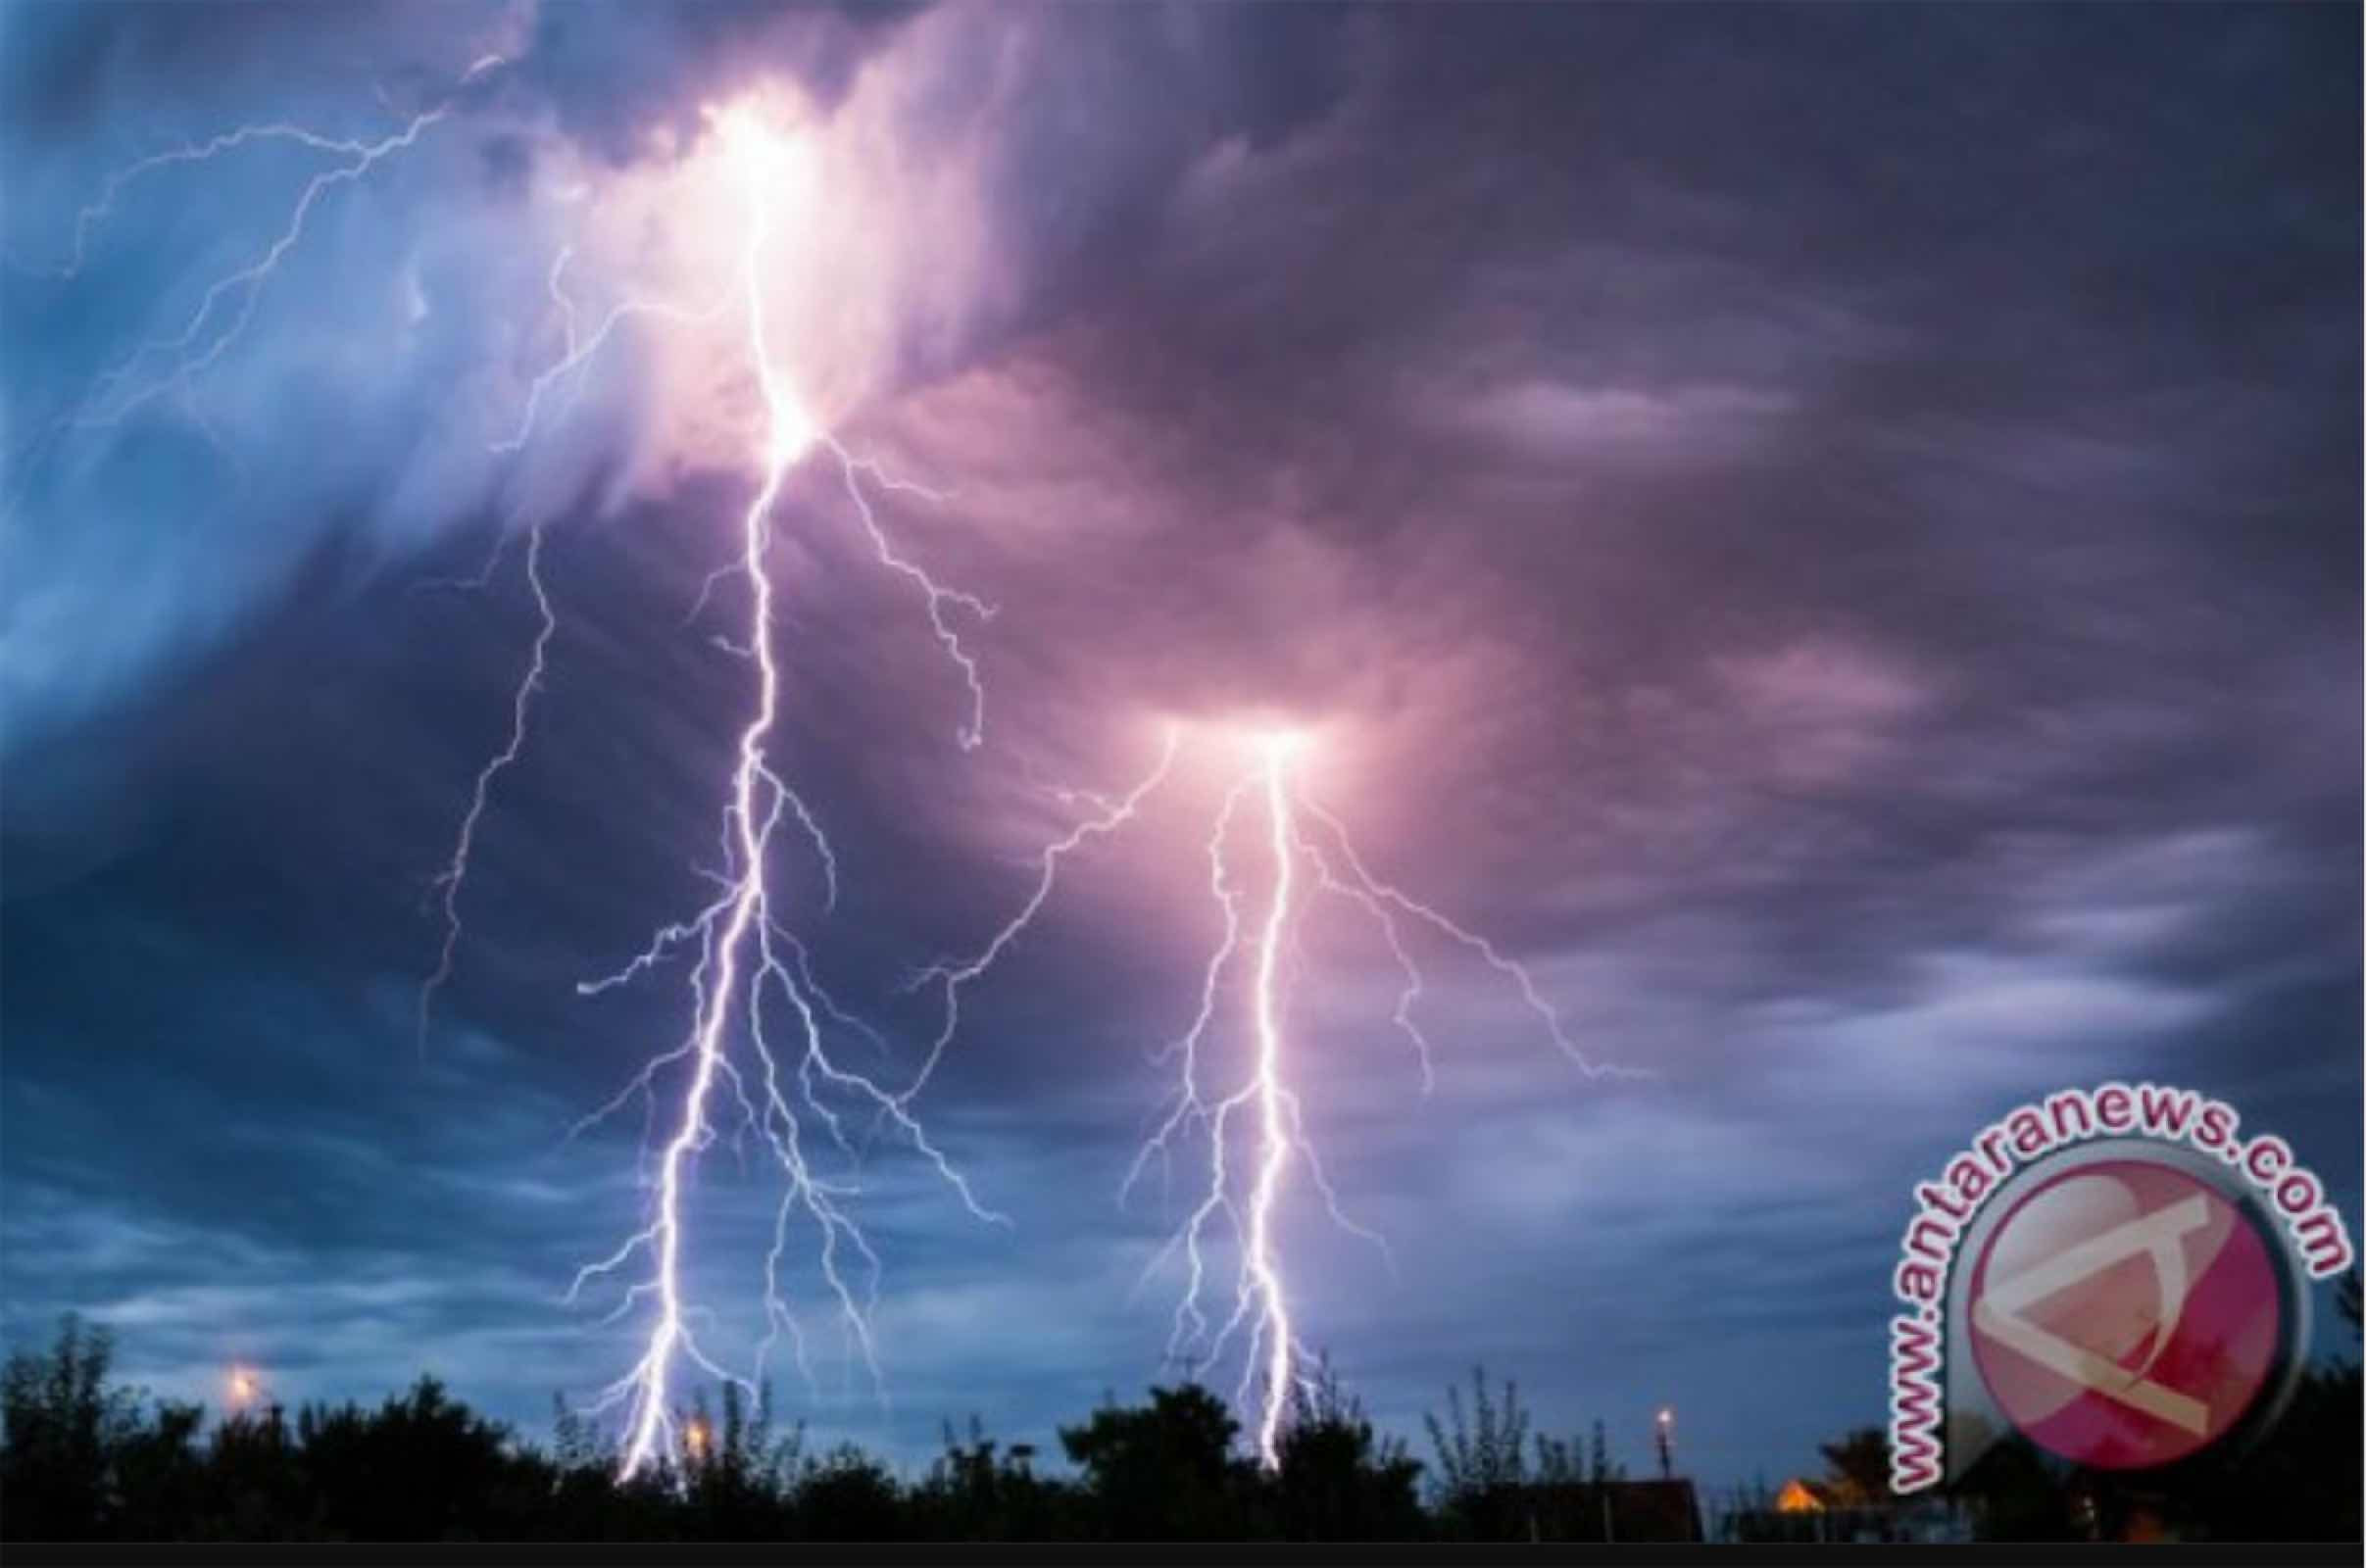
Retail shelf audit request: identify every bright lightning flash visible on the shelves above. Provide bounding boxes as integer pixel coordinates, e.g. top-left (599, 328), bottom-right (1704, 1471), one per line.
top-left (545, 107), bottom-right (1002, 1482)
top-left (919, 722), bottom-right (1634, 1471)
top-left (346, 97), bottom-right (1005, 1481)
top-left (17, 83), bottom-right (1011, 1480)
top-left (1241, 734), bottom-right (1303, 1469)
top-left (1117, 731), bottom-right (1338, 1468)
top-left (1125, 728), bottom-right (1641, 1465)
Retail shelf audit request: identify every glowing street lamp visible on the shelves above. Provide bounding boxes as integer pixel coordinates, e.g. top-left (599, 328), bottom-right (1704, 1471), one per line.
top-left (1655, 1406), bottom-right (1676, 1480)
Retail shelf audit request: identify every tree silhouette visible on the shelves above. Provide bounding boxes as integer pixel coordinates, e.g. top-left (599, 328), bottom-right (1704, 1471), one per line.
top-left (911, 1416), bottom-right (1078, 1540)
top-left (1058, 1383), bottom-right (1257, 1539)
top-left (1, 1316), bottom-right (148, 1539)
top-left (1817, 1426), bottom-right (1891, 1505)
top-left (1422, 1362), bottom-right (1529, 1538)
top-left (1422, 1366), bottom-right (1667, 1542)
top-left (1270, 1360), bottom-right (1424, 1540)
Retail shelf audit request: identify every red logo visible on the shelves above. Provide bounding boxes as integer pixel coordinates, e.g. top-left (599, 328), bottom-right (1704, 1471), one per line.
top-left (1965, 1157), bottom-right (2288, 1470)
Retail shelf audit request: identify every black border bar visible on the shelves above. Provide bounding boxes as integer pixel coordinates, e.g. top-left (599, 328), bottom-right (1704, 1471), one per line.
top-left (7, 1544), bottom-right (2361, 1567)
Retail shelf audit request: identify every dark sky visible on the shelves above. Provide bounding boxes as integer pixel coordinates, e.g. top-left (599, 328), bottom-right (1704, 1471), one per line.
top-left (2, 1), bottom-right (2357, 1493)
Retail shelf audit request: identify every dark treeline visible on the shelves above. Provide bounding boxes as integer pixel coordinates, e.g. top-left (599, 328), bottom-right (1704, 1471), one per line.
top-left (3, 1302), bottom-right (2359, 1543)
top-left (1, 1324), bottom-right (1681, 1543)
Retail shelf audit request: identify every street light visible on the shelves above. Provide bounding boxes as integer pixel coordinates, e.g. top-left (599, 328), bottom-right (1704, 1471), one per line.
top-left (1654, 1407), bottom-right (1676, 1480)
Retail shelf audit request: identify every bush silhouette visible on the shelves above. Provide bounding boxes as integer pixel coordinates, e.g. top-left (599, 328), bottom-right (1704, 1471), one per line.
top-left (0, 1316), bottom-right (146, 1539)
top-left (1272, 1362), bottom-right (1423, 1540)
top-left (1058, 1383), bottom-right (1258, 1538)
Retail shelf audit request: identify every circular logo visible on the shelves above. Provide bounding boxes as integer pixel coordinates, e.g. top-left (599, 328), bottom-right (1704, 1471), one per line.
top-left (1964, 1155), bottom-right (2292, 1470)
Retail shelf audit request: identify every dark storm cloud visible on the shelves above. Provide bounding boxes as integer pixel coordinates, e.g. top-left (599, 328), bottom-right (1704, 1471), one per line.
top-left (3, 0), bottom-right (2356, 1493)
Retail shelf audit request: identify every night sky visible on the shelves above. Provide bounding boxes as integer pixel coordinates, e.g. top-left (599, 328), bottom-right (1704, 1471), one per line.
top-left (2, 2), bottom-right (2358, 1494)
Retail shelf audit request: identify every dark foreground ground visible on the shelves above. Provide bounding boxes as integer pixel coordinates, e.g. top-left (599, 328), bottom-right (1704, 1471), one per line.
top-left (1, 1308), bottom-right (2357, 1544)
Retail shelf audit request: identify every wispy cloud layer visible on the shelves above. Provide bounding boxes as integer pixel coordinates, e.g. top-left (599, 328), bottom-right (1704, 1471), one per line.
top-left (2, 0), bottom-right (2355, 1491)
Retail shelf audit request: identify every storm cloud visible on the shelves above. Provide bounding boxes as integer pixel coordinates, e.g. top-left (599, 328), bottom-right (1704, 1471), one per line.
top-left (3, 1), bottom-right (2356, 1492)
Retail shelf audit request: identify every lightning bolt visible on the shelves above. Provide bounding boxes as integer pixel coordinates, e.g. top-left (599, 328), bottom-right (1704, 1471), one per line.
top-left (416, 512), bottom-right (555, 1055)
top-left (416, 239), bottom-right (726, 1045)
top-left (1239, 741), bottom-right (1300, 1467)
top-left (1293, 792), bottom-right (1640, 1087)
top-left (415, 227), bottom-right (747, 1051)
top-left (370, 103), bottom-right (1003, 1477)
top-left (489, 245), bottom-right (736, 459)
top-left (1107, 733), bottom-right (1637, 1468)
top-left (898, 728), bottom-right (1181, 1112)
top-left (583, 117), bottom-right (819, 1475)
top-left (51, 83), bottom-right (1009, 1477)
top-left (28, 122), bottom-right (416, 283)
top-left (66, 57), bottom-right (504, 432)
top-left (546, 109), bottom-right (1003, 1483)
top-left (5, 58), bottom-right (506, 512)
top-left (1117, 739), bottom-right (1325, 1467)
top-left (905, 718), bottom-right (1631, 1471)
top-left (819, 434), bottom-right (995, 753)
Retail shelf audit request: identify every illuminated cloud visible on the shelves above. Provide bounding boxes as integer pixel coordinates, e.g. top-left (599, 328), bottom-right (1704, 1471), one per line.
top-left (1, 0), bottom-right (2354, 1494)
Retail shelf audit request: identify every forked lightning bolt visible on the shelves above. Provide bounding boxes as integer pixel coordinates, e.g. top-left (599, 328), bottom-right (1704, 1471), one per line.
top-left (1239, 742), bottom-right (1304, 1468)
top-left (416, 514), bottom-right (555, 1055)
top-left (897, 728), bottom-right (1181, 1110)
top-left (419, 235), bottom-right (746, 1053)
top-left (1137, 737), bottom-right (1644, 1464)
top-left (44, 81), bottom-right (1003, 1483)
top-left (933, 728), bottom-right (1635, 1469)
top-left (6, 59), bottom-right (501, 500)
top-left (64, 57), bottom-right (504, 432)
top-left (1118, 737), bottom-right (1356, 1467)
top-left (36, 123), bottom-right (418, 284)
top-left (547, 110), bottom-right (1003, 1481)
